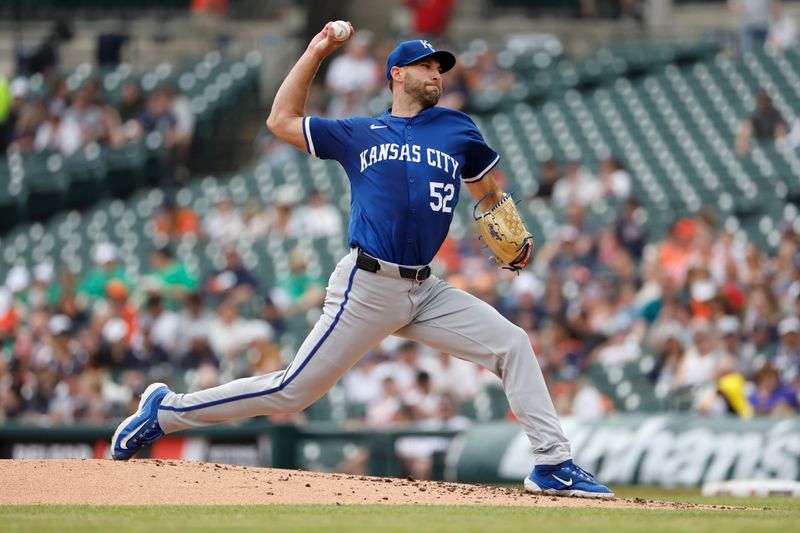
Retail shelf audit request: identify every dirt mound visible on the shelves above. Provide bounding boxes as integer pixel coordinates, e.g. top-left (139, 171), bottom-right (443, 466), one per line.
top-left (0, 459), bottom-right (731, 509)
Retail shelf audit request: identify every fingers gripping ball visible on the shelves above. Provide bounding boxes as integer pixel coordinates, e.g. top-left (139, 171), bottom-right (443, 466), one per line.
top-left (473, 193), bottom-right (534, 271)
top-left (331, 20), bottom-right (351, 41)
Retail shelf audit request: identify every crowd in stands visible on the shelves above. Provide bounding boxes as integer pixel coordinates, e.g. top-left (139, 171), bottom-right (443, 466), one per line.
top-left (2, 13), bottom-right (800, 431)
top-left (0, 76), bottom-right (194, 183)
top-left (2, 179), bottom-right (798, 427)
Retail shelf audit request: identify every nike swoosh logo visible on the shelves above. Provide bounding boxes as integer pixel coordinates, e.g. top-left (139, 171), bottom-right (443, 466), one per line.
top-left (119, 420), bottom-right (148, 450)
top-left (370, 124), bottom-right (387, 129)
top-left (552, 474), bottom-right (573, 486)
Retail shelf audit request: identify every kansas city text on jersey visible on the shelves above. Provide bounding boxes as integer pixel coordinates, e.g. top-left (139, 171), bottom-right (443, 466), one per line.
top-left (359, 143), bottom-right (461, 179)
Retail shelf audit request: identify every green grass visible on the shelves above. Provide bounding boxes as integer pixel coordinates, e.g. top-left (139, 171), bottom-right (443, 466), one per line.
top-left (1, 488), bottom-right (798, 533)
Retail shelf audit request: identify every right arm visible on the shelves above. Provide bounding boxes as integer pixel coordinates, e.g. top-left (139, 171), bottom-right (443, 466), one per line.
top-left (266, 21), bottom-right (355, 151)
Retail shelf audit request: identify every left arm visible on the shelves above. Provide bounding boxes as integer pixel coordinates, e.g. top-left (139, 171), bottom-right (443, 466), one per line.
top-left (465, 171), bottom-right (504, 211)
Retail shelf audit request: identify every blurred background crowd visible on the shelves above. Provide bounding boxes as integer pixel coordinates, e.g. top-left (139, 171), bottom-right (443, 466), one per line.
top-left (1, 0), bottom-right (799, 438)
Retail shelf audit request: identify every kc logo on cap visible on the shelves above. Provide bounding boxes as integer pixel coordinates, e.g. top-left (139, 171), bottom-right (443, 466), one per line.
top-left (385, 40), bottom-right (457, 81)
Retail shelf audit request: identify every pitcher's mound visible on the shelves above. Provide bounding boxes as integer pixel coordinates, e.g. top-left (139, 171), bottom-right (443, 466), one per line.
top-left (0, 459), bottom-right (718, 509)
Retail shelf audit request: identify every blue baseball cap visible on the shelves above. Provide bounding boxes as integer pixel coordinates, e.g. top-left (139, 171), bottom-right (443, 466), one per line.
top-left (385, 40), bottom-right (456, 81)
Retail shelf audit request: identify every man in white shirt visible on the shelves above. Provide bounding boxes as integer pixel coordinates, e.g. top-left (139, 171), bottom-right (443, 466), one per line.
top-left (324, 33), bottom-right (378, 118)
top-left (552, 161), bottom-right (601, 208)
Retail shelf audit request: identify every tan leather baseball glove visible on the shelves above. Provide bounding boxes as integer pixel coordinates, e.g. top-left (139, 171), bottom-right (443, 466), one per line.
top-left (473, 193), bottom-right (534, 271)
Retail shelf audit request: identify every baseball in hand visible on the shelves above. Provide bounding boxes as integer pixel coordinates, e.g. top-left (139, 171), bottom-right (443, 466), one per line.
top-left (330, 20), bottom-right (351, 41)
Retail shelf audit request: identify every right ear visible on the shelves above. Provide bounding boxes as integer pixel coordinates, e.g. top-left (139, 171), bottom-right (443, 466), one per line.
top-left (390, 66), bottom-right (404, 85)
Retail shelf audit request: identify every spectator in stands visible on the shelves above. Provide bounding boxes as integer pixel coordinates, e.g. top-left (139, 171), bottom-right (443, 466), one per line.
top-left (773, 316), bottom-right (800, 385)
top-left (593, 314), bottom-right (641, 366)
top-left (141, 246), bottom-right (199, 305)
top-left (175, 292), bottom-right (214, 360)
top-left (597, 156), bottom-right (631, 202)
top-left (32, 104), bottom-right (67, 154)
top-left (202, 193), bottom-right (246, 246)
top-left (104, 279), bottom-right (138, 345)
top-left (748, 362), bottom-right (798, 416)
top-left (242, 198), bottom-right (272, 241)
top-left (570, 378), bottom-right (611, 420)
top-left (64, 85), bottom-right (124, 153)
top-left (657, 218), bottom-right (701, 286)
top-left (741, 317), bottom-right (779, 369)
top-left (162, 84), bottom-right (194, 182)
top-left (153, 195), bottom-right (201, 242)
top-left (649, 322), bottom-right (686, 388)
top-left (93, 317), bottom-right (140, 371)
top-left (740, 244), bottom-right (771, 289)
top-left (207, 298), bottom-right (249, 363)
top-left (342, 350), bottom-right (387, 407)
top-left (292, 190), bottom-right (343, 239)
top-left (118, 81), bottom-right (145, 135)
top-left (772, 232), bottom-right (799, 304)
top-left (735, 89), bottom-right (787, 155)
top-left (9, 99), bottom-right (42, 153)
top-left (137, 87), bottom-right (177, 141)
top-left (743, 285), bottom-right (781, 335)
top-left (552, 161), bottom-right (600, 208)
top-left (262, 184), bottom-right (303, 238)
top-left (207, 297), bottom-right (274, 382)
top-left (4, 265), bottom-right (31, 310)
top-left (729, 0), bottom-right (774, 51)
top-left (46, 78), bottom-right (69, 117)
top-left (180, 336), bottom-right (218, 373)
top-left (421, 351), bottom-right (481, 401)
top-left (77, 243), bottom-right (131, 305)
top-left (404, 371), bottom-right (442, 420)
top-left (373, 340), bottom-right (421, 393)
top-left (535, 224), bottom-right (594, 283)
top-left (32, 81), bottom-right (69, 153)
top-left (767, 0), bottom-right (798, 51)
top-left (138, 292), bottom-right (181, 356)
top-left (27, 262), bottom-right (60, 310)
top-left (672, 323), bottom-right (725, 391)
top-left (205, 247), bottom-right (259, 304)
top-left (696, 355), bottom-right (753, 418)
top-left (366, 376), bottom-right (404, 428)
top-left (534, 159), bottom-right (560, 200)
top-left (614, 199), bottom-right (646, 261)
top-left (717, 315), bottom-right (751, 373)
top-left (403, 0), bottom-right (456, 38)
top-left (325, 33), bottom-right (378, 119)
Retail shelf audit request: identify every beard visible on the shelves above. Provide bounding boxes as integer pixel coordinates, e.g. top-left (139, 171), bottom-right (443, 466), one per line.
top-left (403, 74), bottom-right (441, 108)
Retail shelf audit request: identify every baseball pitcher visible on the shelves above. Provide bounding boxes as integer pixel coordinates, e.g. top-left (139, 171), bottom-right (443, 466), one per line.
top-left (112, 21), bottom-right (613, 499)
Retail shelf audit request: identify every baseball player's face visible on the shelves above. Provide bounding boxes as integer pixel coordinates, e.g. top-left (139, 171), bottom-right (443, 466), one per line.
top-left (401, 58), bottom-right (443, 108)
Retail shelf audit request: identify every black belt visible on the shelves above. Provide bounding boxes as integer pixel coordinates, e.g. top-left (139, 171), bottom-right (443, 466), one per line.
top-left (356, 250), bottom-right (431, 282)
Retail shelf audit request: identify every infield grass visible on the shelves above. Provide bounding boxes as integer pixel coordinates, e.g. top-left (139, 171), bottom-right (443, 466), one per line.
top-left (1, 487), bottom-right (797, 533)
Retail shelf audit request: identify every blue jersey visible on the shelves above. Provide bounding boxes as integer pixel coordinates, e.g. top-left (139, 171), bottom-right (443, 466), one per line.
top-left (302, 106), bottom-right (499, 265)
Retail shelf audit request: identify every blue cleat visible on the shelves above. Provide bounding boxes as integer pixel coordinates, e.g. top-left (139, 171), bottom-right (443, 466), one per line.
top-left (524, 459), bottom-right (614, 499)
top-left (111, 383), bottom-right (170, 461)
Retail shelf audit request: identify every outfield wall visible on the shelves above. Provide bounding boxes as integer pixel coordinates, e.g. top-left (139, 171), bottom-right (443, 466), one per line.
top-left (1, 416), bottom-right (797, 487)
top-left (447, 416), bottom-right (800, 487)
